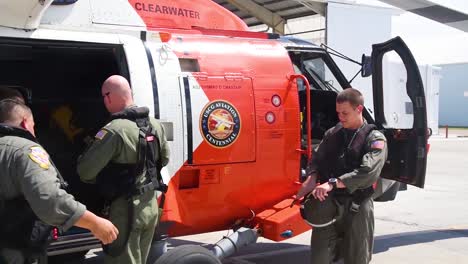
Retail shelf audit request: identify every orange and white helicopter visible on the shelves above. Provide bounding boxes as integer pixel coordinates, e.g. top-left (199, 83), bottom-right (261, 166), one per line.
top-left (0, 0), bottom-right (429, 263)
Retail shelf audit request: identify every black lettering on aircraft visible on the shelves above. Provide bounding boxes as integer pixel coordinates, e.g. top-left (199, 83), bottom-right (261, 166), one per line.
top-left (134, 2), bottom-right (201, 20)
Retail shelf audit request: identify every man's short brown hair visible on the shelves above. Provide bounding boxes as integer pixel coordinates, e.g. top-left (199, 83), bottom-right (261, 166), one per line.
top-left (336, 88), bottom-right (364, 108)
top-left (0, 99), bottom-right (32, 125)
top-left (0, 86), bottom-right (25, 104)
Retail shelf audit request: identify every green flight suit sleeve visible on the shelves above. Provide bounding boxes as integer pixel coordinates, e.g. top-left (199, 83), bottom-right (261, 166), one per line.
top-left (150, 118), bottom-right (170, 167)
top-left (15, 146), bottom-right (86, 231)
top-left (306, 128), bottom-right (333, 176)
top-left (77, 127), bottom-right (123, 183)
top-left (157, 122), bottom-right (170, 167)
top-left (338, 130), bottom-right (388, 193)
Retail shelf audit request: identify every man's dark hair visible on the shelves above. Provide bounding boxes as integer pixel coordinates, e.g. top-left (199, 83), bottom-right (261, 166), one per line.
top-left (336, 88), bottom-right (364, 108)
top-left (0, 86), bottom-right (25, 104)
top-left (0, 99), bottom-right (32, 124)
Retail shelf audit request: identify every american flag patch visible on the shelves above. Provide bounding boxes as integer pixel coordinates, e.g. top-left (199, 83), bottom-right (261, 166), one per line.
top-left (95, 129), bottom-right (108, 140)
top-left (371, 140), bottom-right (385, 150)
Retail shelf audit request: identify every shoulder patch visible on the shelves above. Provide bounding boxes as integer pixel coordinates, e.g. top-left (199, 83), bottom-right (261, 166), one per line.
top-left (28, 146), bottom-right (50, 169)
top-left (370, 140), bottom-right (385, 150)
top-left (95, 129), bottom-right (108, 140)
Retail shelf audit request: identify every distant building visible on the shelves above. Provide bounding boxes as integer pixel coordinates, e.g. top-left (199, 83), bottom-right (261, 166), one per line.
top-left (436, 63), bottom-right (468, 127)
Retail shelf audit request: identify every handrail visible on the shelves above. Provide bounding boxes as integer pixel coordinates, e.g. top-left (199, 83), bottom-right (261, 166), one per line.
top-left (289, 74), bottom-right (312, 160)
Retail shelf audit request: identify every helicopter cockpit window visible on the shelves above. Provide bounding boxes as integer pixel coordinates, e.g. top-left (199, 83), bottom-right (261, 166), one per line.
top-left (293, 64), bottom-right (306, 91)
top-left (303, 57), bottom-right (342, 92)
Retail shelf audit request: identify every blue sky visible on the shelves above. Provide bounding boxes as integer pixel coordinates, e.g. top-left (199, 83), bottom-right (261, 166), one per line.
top-left (357, 0), bottom-right (468, 65)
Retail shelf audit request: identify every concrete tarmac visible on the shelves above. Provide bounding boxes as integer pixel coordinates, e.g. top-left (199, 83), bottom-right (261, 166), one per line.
top-left (76, 138), bottom-right (468, 264)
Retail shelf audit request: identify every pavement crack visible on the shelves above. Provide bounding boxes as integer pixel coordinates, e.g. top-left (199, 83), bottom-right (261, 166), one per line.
top-left (376, 216), bottom-right (427, 228)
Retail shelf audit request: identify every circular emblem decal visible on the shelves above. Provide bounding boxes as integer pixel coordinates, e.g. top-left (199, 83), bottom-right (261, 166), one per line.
top-left (200, 100), bottom-right (241, 148)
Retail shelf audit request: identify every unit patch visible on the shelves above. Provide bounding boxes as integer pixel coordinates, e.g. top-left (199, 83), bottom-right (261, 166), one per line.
top-left (28, 147), bottom-right (50, 169)
top-left (95, 129), bottom-right (108, 140)
top-left (200, 100), bottom-right (241, 148)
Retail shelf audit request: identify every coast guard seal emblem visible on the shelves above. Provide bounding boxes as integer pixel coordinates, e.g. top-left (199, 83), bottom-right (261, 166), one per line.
top-left (200, 100), bottom-right (241, 148)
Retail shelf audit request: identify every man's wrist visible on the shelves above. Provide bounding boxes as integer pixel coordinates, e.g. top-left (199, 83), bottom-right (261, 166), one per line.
top-left (336, 178), bottom-right (346, 188)
top-left (328, 178), bottom-right (338, 189)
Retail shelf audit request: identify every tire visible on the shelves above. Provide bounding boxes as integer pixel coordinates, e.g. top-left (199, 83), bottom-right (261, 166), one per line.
top-left (48, 250), bottom-right (88, 264)
top-left (146, 239), bottom-right (168, 264)
top-left (153, 245), bottom-right (221, 264)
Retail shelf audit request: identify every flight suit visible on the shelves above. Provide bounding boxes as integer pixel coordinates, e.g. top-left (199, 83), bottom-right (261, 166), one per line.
top-left (308, 124), bottom-right (387, 264)
top-left (77, 106), bottom-right (170, 264)
top-left (0, 125), bottom-right (86, 264)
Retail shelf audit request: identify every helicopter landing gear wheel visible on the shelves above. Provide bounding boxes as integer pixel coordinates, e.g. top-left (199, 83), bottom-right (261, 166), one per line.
top-left (153, 245), bottom-right (221, 264)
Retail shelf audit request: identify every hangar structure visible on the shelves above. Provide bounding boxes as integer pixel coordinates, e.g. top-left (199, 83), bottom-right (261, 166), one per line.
top-left (214, 0), bottom-right (468, 35)
top-left (212, 0), bottom-right (326, 35)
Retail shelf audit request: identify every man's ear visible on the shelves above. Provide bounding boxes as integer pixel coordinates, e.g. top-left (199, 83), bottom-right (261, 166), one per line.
top-left (357, 105), bottom-right (364, 113)
top-left (19, 117), bottom-right (27, 130)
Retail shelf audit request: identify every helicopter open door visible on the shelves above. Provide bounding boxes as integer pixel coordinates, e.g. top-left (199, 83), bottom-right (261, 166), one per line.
top-left (371, 37), bottom-right (428, 188)
top-left (0, 0), bottom-right (54, 30)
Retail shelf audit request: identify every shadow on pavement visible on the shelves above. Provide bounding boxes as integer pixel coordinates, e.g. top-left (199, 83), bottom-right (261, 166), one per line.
top-left (373, 229), bottom-right (468, 254)
top-left (66, 229), bottom-right (468, 263)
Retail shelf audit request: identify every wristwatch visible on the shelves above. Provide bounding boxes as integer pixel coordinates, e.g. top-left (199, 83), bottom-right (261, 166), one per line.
top-left (328, 178), bottom-right (338, 189)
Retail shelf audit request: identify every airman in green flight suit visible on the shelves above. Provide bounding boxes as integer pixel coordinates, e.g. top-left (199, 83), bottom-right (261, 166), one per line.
top-left (77, 75), bottom-right (170, 264)
top-left (296, 88), bottom-right (388, 264)
top-left (0, 99), bottom-right (118, 264)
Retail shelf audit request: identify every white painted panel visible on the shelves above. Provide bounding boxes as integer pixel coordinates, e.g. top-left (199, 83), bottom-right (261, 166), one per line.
top-left (31, 28), bottom-right (121, 43)
top-left (182, 76), bottom-right (208, 155)
top-left (177, 75), bottom-right (209, 165)
top-left (41, 0), bottom-right (92, 29)
top-left (147, 41), bottom-right (186, 181)
top-left (90, 0), bottom-right (145, 27)
top-left (120, 35), bottom-right (155, 115)
top-left (41, 0), bottom-right (145, 31)
top-left (0, 0), bottom-right (53, 30)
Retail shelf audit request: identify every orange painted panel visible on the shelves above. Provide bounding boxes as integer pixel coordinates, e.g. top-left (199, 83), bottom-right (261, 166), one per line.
top-left (163, 163), bottom-right (256, 236)
top-left (159, 33), bottom-right (304, 238)
top-left (194, 77), bottom-right (256, 164)
top-left (255, 198), bottom-right (311, 242)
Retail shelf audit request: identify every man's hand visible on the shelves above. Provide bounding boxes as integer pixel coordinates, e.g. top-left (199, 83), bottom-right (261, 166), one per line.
top-left (296, 174), bottom-right (318, 200)
top-left (290, 195), bottom-right (303, 207)
top-left (90, 217), bottom-right (119, 245)
top-left (75, 211), bottom-right (119, 245)
top-left (312, 182), bottom-right (333, 202)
